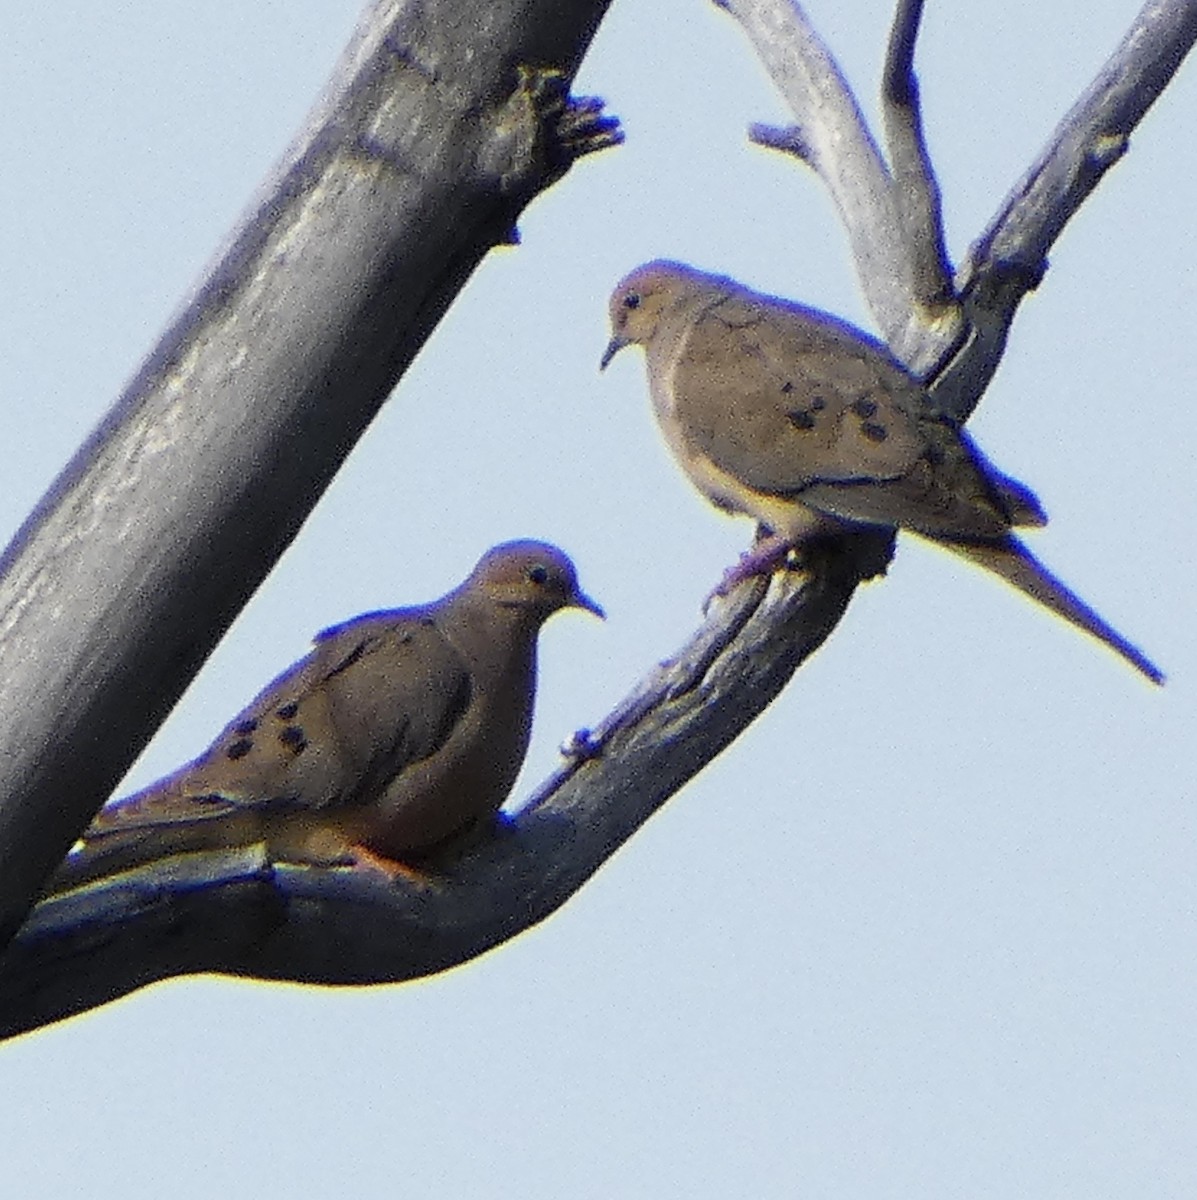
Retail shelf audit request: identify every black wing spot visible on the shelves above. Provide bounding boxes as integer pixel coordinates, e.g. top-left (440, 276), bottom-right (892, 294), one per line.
top-left (851, 398), bottom-right (878, 419)
top-left (786, 409), bottom-right (816, 431)
top-left (327, 640), bottom-right (370, 679)
top-left (780, 380), bottom-right (793, 394)
top-left (275, 701), bottom-right (299, 720)
top-left (233, 718), bottom-right (259, 735)
top-left (278, 726), bottom-right (308, 755)
top-left (226, 738), bottom-right (254, 761)
top-left (810, 396), bottom-right (826, 412)
top-left (861, 422), bottom-right (888, 442)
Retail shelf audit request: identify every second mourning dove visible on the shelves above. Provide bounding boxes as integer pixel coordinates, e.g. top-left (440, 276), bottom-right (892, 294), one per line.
top-left (602, 260), bottom-right (1161, 683)
top-left (49, 541), bottom-right (603, 892)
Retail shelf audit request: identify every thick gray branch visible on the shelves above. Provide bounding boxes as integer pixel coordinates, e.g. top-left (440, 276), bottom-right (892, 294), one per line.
top-left (0, 0), bottom-right (617, 945)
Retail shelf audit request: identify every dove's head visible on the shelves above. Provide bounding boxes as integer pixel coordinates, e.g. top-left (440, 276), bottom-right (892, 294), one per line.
top-left (601, 260), bottom-right (713, 369)
top-left (470, 541), bottom-right (604, 623)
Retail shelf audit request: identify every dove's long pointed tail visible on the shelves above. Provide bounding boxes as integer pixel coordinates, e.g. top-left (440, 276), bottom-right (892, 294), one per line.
top-left (938, 535), bottom-right (1163, 684)
top-left (42, 808), bottom-right (269, 897)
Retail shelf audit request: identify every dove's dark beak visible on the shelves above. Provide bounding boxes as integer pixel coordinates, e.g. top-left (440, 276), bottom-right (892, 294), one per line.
top-left (600, 335), bottom-right (628, 371)
top-left (571, 587), bottom-right (606, 620)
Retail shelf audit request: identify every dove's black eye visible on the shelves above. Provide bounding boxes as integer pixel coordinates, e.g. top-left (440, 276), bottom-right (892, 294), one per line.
top-left (528, 564), bottom-right (550, 586)
top-left (623, 292), bottom-right (641, 310)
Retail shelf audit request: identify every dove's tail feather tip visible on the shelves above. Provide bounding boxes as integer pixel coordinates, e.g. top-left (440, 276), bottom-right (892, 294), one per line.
top-left (940, 535), bottom-right (1164, 686)
top-left (1066, 622), bottom-right (1162, 686)
top-left (1125, 648), bottom-right (1165, 686)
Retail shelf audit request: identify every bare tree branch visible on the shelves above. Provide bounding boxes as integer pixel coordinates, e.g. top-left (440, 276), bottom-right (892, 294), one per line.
top-left (727, 1), bottom-right (921, 352)
top-left (881, 0), bottom-right (955, 314)
top-left (944, 0), bottom-right (1197, 422)
top-left (2, 0), bottom-right (1192, 1039)
top-left (0, 0), bottom-right (619, 946)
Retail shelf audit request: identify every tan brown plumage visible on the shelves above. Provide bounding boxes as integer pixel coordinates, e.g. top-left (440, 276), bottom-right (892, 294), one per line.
top-left (49, 541), bottom-right (603, 892)
top-left (602, 259), bottom-right (1160, 683)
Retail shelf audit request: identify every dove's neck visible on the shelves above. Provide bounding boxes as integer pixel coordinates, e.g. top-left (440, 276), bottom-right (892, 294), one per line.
top-left (646, 291), bottom-right (726, 419)
top-left (439, 599), bottom-right (541, 703)
top-left (438, 599), bottom-right (541, 791)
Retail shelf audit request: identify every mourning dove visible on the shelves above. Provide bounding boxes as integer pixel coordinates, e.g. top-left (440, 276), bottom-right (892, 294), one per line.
top-left (602, 260), bottom-right (1161, 683)
top-left (49, 541), bottom-right (603, 892)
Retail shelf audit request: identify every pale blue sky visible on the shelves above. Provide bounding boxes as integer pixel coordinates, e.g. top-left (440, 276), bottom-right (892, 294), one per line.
top-left (1, 2), bottom-right (1194, 1197)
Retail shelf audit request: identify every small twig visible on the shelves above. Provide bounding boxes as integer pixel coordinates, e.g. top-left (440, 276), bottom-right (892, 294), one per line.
top-left (718, 1), bottom-right (910, 339)
top-left (881, 0), bottom-right (957, 318)
top-left (719, 0), bottom-right (961, 375)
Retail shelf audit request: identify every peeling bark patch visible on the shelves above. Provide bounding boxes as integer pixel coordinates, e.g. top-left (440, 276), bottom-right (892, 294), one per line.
top-left (227, 738), bottom-right (253, 761)
top-left (787, 409), bottom-right (816, 431)
top-left (278, 726), bottom-right (307, 755)
top-left (861, 422), bottom-right (887, 442)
